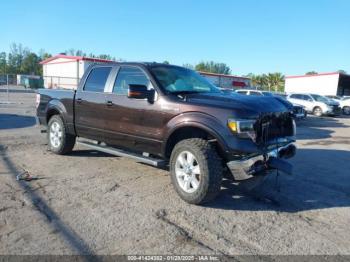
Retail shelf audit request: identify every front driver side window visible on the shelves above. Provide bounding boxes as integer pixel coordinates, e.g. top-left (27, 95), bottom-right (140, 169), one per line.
top-left (113, 67), bottom-right (150, 95)
top-left (291, 94), bottom-right (301, 99)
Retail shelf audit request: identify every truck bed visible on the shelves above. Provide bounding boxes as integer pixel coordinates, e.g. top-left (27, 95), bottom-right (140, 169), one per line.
top-left (36, 88), bottom-right (76, 134)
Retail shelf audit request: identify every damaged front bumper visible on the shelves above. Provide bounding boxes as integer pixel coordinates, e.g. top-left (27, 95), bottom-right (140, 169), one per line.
top-left (227, 143), bottom-right (296, 180)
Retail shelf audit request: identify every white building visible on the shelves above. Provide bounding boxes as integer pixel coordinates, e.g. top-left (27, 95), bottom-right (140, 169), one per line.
top-left (199, 71), bottom-right (251, 89)
top-left (40, 54), bottom-right (113, 89)
top-left (285, 72), bottom-right (350, 96)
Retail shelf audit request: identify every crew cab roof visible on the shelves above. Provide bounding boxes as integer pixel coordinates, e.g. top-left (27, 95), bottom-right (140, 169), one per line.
top-left (90, 61), bottom-right (174, 68)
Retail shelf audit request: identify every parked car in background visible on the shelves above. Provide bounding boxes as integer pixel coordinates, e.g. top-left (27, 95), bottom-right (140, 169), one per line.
top-left (339, 97), bottom-right (350, 115)
top-left (287, 93), bottom-right (341, 117)
top-left (273, 93), bottom-right (306, 119)
top-left (326, 95), bottom-right (342, 101)
top-left (235, 89), bottom-right (306, 119)
top-left (326, 95), bottom-right (350, 115)
top-left (235, 89), bottom-right (270, 96)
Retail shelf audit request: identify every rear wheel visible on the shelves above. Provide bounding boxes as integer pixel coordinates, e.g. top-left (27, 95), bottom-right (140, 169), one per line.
top-left (343, 106), bottom-right (350, 115)
top-left (313, 106), bottom-right (323, 117)
top-left (169, 138), bottom-right (223, 205)
top-left (47, 115), bottom-right (76, 154)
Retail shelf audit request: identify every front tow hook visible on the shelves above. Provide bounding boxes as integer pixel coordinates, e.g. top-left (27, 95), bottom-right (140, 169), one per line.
top-left (268, 157), bottom-right (293, 176)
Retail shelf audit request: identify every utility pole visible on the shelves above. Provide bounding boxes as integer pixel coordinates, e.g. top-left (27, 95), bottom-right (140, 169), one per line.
top-left (6, 74), bottom-right (9, 102)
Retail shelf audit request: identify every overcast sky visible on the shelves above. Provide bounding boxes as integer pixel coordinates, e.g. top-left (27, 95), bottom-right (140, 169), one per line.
top-left (1, 0), bottom-right (349, 76)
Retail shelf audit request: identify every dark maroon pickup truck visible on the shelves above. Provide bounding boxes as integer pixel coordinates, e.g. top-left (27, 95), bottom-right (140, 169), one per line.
top-left (37, 63), bottom-right (296, 204)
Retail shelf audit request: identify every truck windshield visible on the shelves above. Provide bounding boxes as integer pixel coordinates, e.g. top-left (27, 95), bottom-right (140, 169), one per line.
top-left (150, 66), bottom-right (220, 94)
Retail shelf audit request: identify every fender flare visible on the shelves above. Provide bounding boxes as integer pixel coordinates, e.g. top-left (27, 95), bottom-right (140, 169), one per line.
top-left (162, 112), bottom-right (231, 156)
top-left (45, 99), bottom-right (75, 134)
top-left (46, 99), bottom-right (68, 122)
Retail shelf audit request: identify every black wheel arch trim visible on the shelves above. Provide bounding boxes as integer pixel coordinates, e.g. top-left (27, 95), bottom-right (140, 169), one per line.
top-left (162, 113), bottom-right (231, 157)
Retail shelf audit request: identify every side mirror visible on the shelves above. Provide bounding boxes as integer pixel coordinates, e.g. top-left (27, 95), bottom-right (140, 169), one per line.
top-left (128, 84), bottom-right (155, 101)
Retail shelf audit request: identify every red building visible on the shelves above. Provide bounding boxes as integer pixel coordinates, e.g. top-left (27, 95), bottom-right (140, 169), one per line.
top-left (199, 71), bottom-right (251, 89)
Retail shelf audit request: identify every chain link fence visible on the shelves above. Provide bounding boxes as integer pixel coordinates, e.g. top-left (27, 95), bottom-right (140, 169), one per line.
top-left (0, 74), bottom-right (16, 103)
top-left (0, 74), bottom-right (17, 86)
top-left (0, 74), bottom-right (80, 90)
top-left (0, 74), bottom-right (80, 103)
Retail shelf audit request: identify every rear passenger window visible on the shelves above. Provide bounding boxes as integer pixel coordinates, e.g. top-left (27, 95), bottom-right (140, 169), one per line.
top-left (84, 67), bottom-right (112, 92)
top-left (237, 91), bottom-right (247, 95)
top-left (113, 67), bottom-right (150, 95)
top-left (250, 91), bottom-right (263, 96)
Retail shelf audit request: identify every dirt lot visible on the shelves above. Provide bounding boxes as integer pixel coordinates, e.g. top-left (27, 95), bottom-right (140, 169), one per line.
top-left (1, 90), bottom-right (350, 256)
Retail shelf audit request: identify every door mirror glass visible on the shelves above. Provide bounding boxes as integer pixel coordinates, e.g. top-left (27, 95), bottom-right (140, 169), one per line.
top-left (128, 84), bottom-right (155, 100)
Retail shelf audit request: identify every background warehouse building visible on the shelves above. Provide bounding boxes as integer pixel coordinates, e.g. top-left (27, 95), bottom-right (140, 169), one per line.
top-left (40, 54), bottom-right (113, 89)
top-left (285, 72), bottom-right (350, 96)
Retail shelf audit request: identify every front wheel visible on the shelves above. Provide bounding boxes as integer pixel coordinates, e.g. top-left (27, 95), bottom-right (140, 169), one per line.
top-left (343, 106), bottom-right (350, 115)
top-left (313, 106), bottom-right (323, 117)
top-left (169, 138), bottom-right (223, 205)
top-left (47, 115), bottom-right (76, 154)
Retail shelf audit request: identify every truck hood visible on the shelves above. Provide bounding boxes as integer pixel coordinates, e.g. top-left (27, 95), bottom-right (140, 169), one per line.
top-left (184, 92), bottom-right (291, 114)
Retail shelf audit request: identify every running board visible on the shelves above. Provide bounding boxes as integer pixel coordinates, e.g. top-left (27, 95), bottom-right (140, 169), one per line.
top-left (76, 140), bottom-right (167, 167)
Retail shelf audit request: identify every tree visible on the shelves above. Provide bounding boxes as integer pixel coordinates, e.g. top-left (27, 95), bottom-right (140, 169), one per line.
top-left (246, 72), bottom-right (285, 92)
top-left (97, 54), bottom-right (114, 60)
top-left (182, 63), bottom-right (194, 69)
top-left (266, 73), bottom-right (284, 92)
top-left (195, 61), bottom-right (231, 75)
top-left (21, 52), bottom-right (41, 75)
top-left (338, 69), bottom-right (347, 74)
top-left (306, 71), bottom-right (318, 75)
top-left (163, 60), bottom-right (170, 64)
top-left (0, 52), bottom-right (7, 74)
top-left (66, 49), bottom-right (86, 57)
top-left (1, 43), bottom-right (122, 76)
top-left (7, 43), bottom-right (30, 74)
top-left (246, 73), bottom-right (266, 89)
top-left (38, 49), bottom-right (52, 61)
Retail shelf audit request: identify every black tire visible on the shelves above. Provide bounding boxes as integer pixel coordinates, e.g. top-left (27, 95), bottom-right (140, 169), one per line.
top-left (343, 106), bottom-right (350, 115)
top-left (169, 138), bottom-right (223, 205)
top-left (47, 115), bottom-right (76, 155)
top-left (313, 106), bottom-right (323, 117)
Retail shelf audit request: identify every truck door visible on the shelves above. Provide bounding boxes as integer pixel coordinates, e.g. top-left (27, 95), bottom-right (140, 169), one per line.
top-left (103, 66), bottom-right (170, 155)
top-left (74, 66), bottom-right (113, 141)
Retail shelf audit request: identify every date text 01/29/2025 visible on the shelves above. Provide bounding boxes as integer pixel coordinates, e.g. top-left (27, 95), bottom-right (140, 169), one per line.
top-left (127, 255), bottom-right (220, 261)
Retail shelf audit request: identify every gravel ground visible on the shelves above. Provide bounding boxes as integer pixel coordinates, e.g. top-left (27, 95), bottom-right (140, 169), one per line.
top-left (1, 91), bottom-right (350, 256)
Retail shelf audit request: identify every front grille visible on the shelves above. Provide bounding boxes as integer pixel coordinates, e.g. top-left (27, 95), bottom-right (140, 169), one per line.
top-left (254, 112), bottom-right (294, 146)
top-left (331, 105), bottom-right (341, 113)
top-left (293, 107), bottom-right (303, 114)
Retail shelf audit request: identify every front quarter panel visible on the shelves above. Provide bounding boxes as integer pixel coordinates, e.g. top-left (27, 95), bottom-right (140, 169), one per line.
top-left (162, 112), bottom-right (261, 158)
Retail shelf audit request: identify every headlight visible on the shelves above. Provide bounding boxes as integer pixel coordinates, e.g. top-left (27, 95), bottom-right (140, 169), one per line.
top-left (227, 119), bottom-right (256, 140)
top-left (36, 94), bottom-right (40, 109)
top-left (292, 119), bottom-right (296, 136)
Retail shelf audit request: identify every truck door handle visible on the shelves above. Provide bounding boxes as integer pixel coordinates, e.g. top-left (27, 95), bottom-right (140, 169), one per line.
top-left (106, 101), bottom-right (113, 106)
top-left (76, 98), bottom-right (82, 103)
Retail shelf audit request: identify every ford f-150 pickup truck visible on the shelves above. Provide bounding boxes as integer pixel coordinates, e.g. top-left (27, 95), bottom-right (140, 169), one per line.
top-left (37, 63), bottom-right (296, 204)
